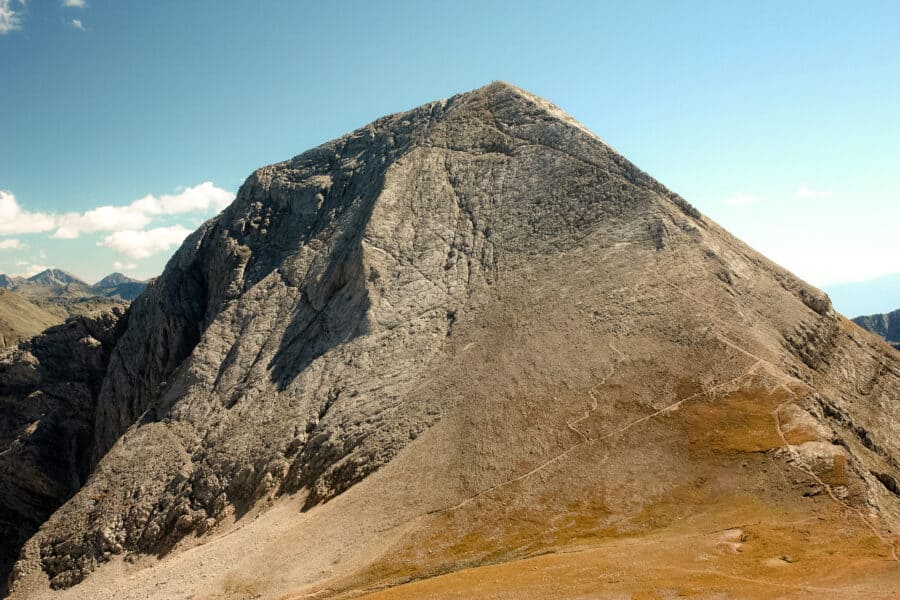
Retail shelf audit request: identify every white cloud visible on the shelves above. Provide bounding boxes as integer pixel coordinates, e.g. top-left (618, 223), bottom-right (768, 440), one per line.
top-left (0, 183), bottom-right (233, 238)
top-left (0, 0), bottom-right (25, 34)
top-left (70, 18), bottom-right (84, 30)
top-left (112, 261), bottom-right (137, 271)
top-left (54, 181), bottom-right (232, 238)
top-left (129, 181), bottom-right (234, 216)
top-left (14, 264), bottom-right (51, 278)
top-left (726, 193), bottom-right (760, 207)
top-left (54, 205), bottom-right (152, 239)
top-left (795, 185), bottom-right (832, 200)
top-left (0, 191), bottom-right (58, 234)
top-left (62, 0), bottom-right (87, 7)
top-left (0, 238), bottom-right (22, 250)
top-left (99, 225), bottom-right (193, 259)
top-left (1, 183), bottom-right (232, 264)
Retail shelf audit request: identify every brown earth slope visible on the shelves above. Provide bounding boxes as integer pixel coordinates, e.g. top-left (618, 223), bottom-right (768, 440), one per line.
top-left (0, 290), bottom-right (63, 348)
top-left (3, 83), bottom-right (900, 599)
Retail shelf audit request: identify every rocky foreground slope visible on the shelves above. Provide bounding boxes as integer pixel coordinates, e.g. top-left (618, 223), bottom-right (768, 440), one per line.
top-left (2, 83), bottom-right (899, 598)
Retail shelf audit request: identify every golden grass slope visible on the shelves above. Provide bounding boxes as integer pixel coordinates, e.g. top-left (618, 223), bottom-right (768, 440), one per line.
top-left (0, 288), bottom-right (64, 347)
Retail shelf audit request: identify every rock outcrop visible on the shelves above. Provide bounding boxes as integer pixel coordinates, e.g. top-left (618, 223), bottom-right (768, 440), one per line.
top-left (3, 83), bottom-right (900, 598)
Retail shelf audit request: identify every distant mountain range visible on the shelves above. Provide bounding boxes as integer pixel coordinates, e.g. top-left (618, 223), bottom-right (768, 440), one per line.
top-left (0, 269), bottom-right (148, 347)
top-left (853, 308), bottom-right (900, 350)
top-left (0, 268), bottom-right (147, 301)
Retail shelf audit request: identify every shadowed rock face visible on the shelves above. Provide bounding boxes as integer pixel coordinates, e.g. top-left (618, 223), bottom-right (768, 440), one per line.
top-left (3, 83), bottom-right (900, 597)
top-left (0, 309), bottom-right (125, 592)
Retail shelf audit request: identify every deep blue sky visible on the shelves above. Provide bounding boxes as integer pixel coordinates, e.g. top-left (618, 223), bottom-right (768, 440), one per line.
top-left (1, 1), bottom-right (898, 313)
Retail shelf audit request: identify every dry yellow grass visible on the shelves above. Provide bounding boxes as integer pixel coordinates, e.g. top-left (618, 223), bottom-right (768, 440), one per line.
top-left (298, 381), bottom-right (900, 599)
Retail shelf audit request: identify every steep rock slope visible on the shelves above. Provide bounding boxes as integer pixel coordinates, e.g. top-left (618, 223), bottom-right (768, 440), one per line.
top-left (0, 308), bottom-right (125, 593)
top-left (5, 83), bottom-right (900, 598)
top-left (854, 309), bottom-right (900, 350)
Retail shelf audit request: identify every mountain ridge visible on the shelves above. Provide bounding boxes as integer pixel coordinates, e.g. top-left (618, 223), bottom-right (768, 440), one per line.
top-left (0, 269), bottom-right (147, 302)
top-left (22, 269), bottom-right (83, 288)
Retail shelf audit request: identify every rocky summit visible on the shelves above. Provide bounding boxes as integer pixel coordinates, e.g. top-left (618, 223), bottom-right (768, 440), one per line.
top-left (2, 83), bottom-right (899, 599)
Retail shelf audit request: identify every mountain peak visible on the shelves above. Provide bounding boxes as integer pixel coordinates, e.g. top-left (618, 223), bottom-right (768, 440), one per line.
top-left (451, 81), bottom-right (606, 143)
top-left (1, 85), bottom-right (898, 598)
top-left (26, 268), bottom-right (84, 286)
top-left (94, 272), bottom-right (134, 288)
top-left (91, 272), bottom-right (146, 300)
top-left (459, 80), bottom-right (533, 103)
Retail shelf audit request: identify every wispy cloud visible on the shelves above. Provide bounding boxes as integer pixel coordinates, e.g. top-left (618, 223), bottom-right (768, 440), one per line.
top-left (0, 183), bottom-right (233, 238)
top-left (99, 225), bottom-right (193, 259)
top-left (0, 238), bottom-right (22, 250)
top-left (0, 0), bottom-right (25, 35)
top-left (726, 193), bottom-right (760, 207)
top-left (62, 0), bottom-right (87, 7)
top-left (14, 264), bottom-right (51, 278)
top-left (70, 18), bottom-right (84, 30)
top-left (795, 185), bottom-right (832, 200)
